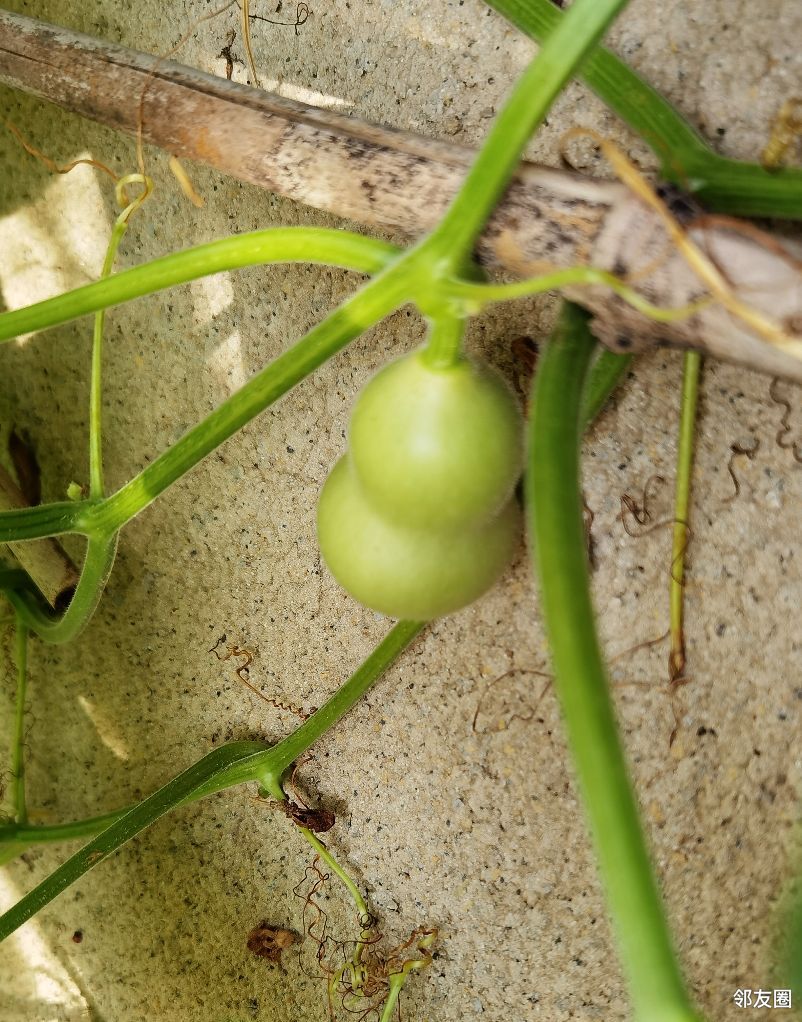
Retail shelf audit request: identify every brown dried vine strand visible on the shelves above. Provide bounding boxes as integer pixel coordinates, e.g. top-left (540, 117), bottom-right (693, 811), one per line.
top-left (565, 126), bottom-right (802, 358)
top-left (605, 629), bottom-right (687, 747)
top-left (770, 376), bottom-right (797, 449)
top-left (723, 438), bottom-right (760, 503)
top-left (618, 500), bottom-right (693, 588)
top-left (768, 378), bottom-right (802, 461)
top-left (217, 28), bottom-right (239, 80)
top-left (285, 758), bottom-right (327, 809)
top-left (210, 637), bottom-right (312, 720)
top-left (1, 117), bottom-right (120, 185)
top-left (247, 2), bottom-right (310, 35)
top-left (330, 923), bottom-right (435, 1022)
top-left (608, 628), bottom-right (670, 665)
top-left (471, 668), bottom-right (552, 734)
top-left (383, 925), bottom-right (438, 977)
top-left (135, 0), bottom-right (239, 177)
top-left (619, 473), bottom-right (667, 536)
top-left (292, 857), bottom-right (335, 982)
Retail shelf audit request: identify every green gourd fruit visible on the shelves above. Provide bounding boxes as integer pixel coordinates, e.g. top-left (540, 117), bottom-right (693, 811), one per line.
top-left (348, 349), bottom-right (523, 530)
top-left (317, 456), bottom-right (520, 620)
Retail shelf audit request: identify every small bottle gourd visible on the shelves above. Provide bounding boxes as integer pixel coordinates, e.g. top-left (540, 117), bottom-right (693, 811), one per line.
top-left (317, 345), bottom-right (524, 620)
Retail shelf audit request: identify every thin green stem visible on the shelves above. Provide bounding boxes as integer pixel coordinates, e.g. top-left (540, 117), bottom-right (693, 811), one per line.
top-left (0, 229), bottom-right (400, 344)
top-left (267, 620), bottom-right (424, 780)
top-left (300, 826), bottom-right (371, 925)
top-left (89, 299), bottom-right (109, 498)
top-left (379, 941), bottom-right (436, 1022)
top-left (421, 317), bottom-right (465, 369)
top-left (88, 176), bottom-right (154, 499)
top-left (79, 267), bottom-right (411, 535)
top-left (10, 616), bottom-right (28, 824)
top-left (0, 620), bottom-right (421, 931)
top-left (444, 268), bottom-right (705, 323)
top-left (89, 201), bottom-right (142, 497)
top-left (2, 535), bottom-right (117, 644)
top-left (0, 807), bottom-right (131, 848)
top-left (0, 501), bottom-right (93, 543)
top-left (423, 0), bottom-right (630, 262)
top-left (669, 351), bottom-right (701, 683)
top-left (526, 302), bottom-right (699, 1022)
top-left (486, 0), bottom-right (802, 218)
top-left (380, 980), bottom-right (403, 1022)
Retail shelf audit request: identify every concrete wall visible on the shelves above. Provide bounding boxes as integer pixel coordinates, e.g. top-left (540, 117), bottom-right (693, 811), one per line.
top-left (1, 1), bottom-right (801, 1019)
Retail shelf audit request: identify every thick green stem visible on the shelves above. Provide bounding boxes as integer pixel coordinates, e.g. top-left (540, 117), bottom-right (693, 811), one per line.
top-left (0, 501), bottom-right (93, 543)
top-left (3, 535), bottom-right (117, 644)
top-left (582, 349), bottom-right (632, 427)
top-left (79, 268), bottom-right (410, 535)
top-left (421, 317), bottom-right (465, 369)
top-left (486, 0), bottom-right (802, 218)
top-left (266, 620), bottom-right (424, 780)
top-left (0, 620), bottom-right (422, 933)
top-left (423, 0), bottom-right (630, 262)
top-left (0, 230), bottom-right (400, 344)
top-left (526, 303), bottom-right (699, 1022)
top-left (669, 351), bottom-right (701, 683)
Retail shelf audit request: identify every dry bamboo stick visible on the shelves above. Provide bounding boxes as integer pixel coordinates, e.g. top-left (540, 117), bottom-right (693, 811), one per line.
top-left (1, 10), bottom-right (801, 380)
top-left (0, 465), bottom-right (78, 609)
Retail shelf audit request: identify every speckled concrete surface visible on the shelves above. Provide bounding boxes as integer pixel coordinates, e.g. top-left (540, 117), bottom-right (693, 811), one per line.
top-left (0, 2), bottom-right (801, 1020)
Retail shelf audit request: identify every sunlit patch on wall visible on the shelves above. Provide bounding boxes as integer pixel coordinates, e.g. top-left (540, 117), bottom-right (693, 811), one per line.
top-left (0, 158), bottom-right (110, 346)
top-left (0, 872), bottom-right (91, 1020)
top-left (77, 695), bottom-right (130, 761)
top-left (191, 271), bottom-right (235, 326)
top-left (207, 329), bottom-right (248, 394)
top-left (265, 79), bottom-right (353, 111)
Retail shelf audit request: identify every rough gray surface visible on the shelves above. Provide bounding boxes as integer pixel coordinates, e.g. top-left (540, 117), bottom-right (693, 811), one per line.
top-left (0, 2), bottom-right (801, 1021)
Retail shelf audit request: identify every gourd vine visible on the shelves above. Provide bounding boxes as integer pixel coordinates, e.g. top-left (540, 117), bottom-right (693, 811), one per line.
top-left (1, 0), bottom-right (801, 1019)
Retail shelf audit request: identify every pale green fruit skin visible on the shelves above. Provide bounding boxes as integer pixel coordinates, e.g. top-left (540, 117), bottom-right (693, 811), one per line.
top-left (317, 457), bottom-right (521, 620)
top-left (349, 349), bottom-right (523, 530)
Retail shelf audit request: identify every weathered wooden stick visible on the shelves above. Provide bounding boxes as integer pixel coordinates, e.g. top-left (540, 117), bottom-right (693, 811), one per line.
top-left (1, 10), bottom-right (801, 380)
top-left (0, 465), bottom-right (79, 609)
